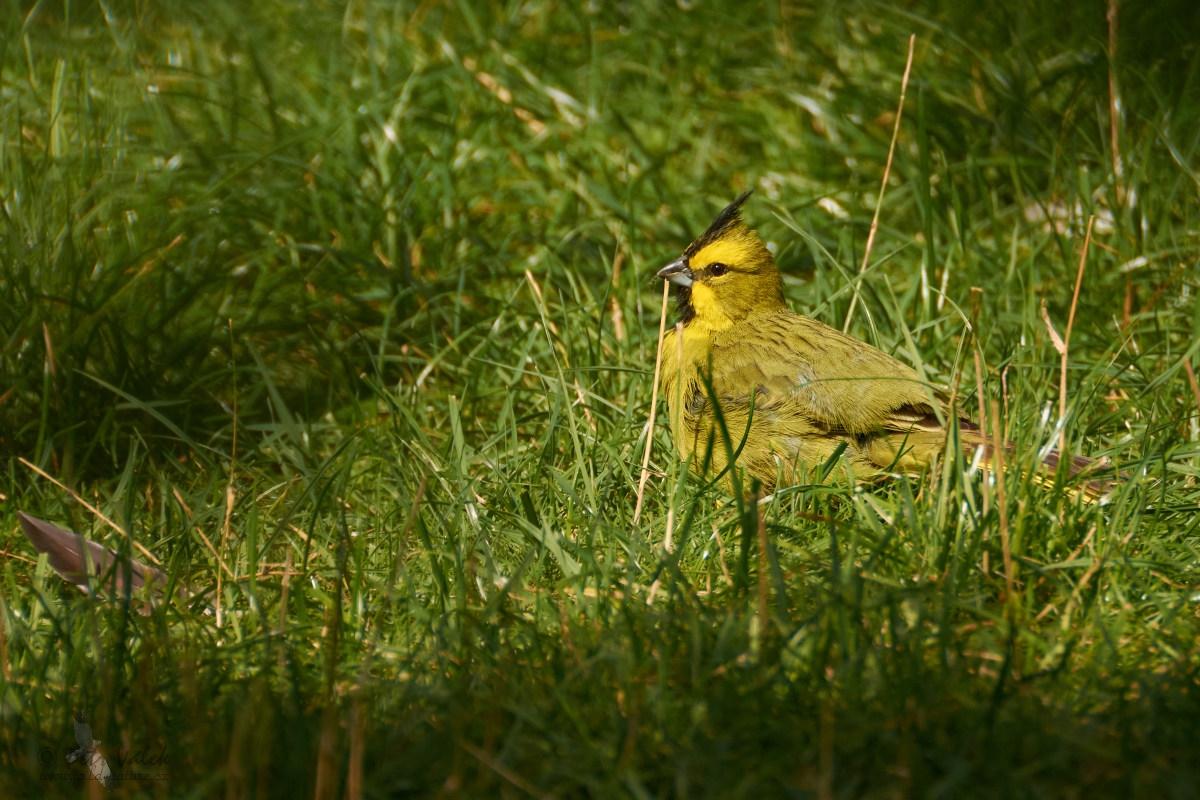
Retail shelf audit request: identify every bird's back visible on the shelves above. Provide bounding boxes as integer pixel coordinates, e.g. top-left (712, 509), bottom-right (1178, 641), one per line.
top-left (664, 309), bottom-right (962, 488)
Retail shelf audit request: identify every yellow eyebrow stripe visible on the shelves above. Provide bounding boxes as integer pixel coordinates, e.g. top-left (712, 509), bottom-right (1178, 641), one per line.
top-left (690, 236), bottom-right (759, 270)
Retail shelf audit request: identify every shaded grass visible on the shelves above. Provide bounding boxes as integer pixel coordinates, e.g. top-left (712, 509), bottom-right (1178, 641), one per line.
top-left (2, 0), bottom-right (1200, 796)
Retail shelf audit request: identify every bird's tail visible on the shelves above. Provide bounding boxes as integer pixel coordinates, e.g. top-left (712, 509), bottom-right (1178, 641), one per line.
top-left (958, 428), bottom-right (1115, 502)
top-left (867, 426), bottom-right (1115, 502)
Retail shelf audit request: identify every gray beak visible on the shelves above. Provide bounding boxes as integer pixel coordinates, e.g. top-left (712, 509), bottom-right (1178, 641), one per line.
top-left (656, 258), bottom-right (694, 287)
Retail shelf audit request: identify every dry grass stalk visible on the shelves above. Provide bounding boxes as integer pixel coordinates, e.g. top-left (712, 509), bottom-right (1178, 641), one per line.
top-left (633, 282), bottom-right (671, 525)
top-left (1108, 0), bottom-right (1123, 204)
top-left (18, 457), bottom-right (160, 563)
top-left (609, 249), bottom-right (626, 342)
top-left (974, 348), bottom-right (990, 516)
top-left (1059, 215), bottom-right (1096, 451)
top-left (844, 33), bottom-right (917, 332)
top-left (1183, 359), bottom-right (1200, 417)
top-left (991, 399), bottom-right (1014, 603)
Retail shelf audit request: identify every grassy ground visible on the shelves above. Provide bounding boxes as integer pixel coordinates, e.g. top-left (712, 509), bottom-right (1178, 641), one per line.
top-left (3, 0), bottom-right (1200, 796)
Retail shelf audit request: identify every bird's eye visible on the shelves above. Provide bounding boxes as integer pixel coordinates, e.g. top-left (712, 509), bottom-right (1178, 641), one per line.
top-left (709, 263), bottom-right (728, 277)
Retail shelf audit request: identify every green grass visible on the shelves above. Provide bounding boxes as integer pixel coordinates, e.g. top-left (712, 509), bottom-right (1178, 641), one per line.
top-left (3, 0), bottom-right (1200, 796)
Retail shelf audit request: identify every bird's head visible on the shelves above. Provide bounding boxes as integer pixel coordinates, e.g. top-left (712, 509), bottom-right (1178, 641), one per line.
top-left (657, 191), bottom-right (785, 330)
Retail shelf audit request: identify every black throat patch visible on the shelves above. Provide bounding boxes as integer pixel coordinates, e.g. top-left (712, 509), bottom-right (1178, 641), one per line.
top-left (675, 284), bottom-right (695, 324)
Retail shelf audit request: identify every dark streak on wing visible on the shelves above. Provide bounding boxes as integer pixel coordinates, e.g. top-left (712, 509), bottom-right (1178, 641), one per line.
top-left (1042, 450), bottom-right (1103, 476)
top-left (883, 404), bottom-right (948, 433)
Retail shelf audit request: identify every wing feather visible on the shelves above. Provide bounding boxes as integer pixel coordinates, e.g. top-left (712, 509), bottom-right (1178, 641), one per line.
top-left (706, 312), bottom-right (953, 434)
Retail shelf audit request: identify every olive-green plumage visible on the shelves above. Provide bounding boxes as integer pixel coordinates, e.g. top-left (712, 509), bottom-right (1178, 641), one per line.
top-left (657, 192), bottom-right (1103, 496)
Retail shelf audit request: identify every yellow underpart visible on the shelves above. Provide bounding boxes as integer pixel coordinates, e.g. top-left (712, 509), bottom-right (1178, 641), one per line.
top-left (688, 283), bottom-right (732, 332)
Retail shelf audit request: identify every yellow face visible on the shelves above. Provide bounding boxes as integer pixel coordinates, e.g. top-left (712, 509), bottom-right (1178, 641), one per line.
top-left (686, 236), bottom-right (759, 330)
top-left (689, 236), bottom-right (761, 273)
top-left (659, 219), bottom-right (785, 330)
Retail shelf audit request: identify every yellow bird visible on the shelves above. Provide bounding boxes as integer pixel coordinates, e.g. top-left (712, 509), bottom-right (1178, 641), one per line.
top-left (657, 191), bottom-right (1106, 497)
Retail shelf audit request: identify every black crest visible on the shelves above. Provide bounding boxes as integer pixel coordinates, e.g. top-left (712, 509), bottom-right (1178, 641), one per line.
top-left (684, 190), bottom-right (753, 260)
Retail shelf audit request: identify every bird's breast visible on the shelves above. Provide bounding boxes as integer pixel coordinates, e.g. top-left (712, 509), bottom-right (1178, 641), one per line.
top-left (661, 325), bottom-right (714, 458)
